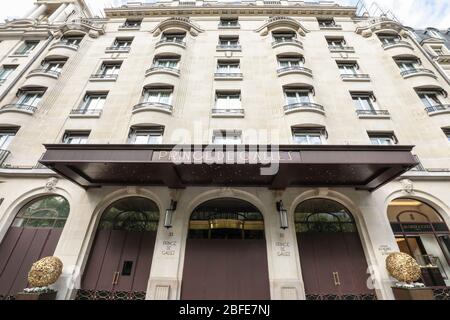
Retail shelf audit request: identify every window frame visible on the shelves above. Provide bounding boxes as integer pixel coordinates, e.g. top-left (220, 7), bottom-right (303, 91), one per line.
top-left (0, 129), bottom-right (17, 150)
top-left (351, 92), bottom-right (376, 111)
top-left (80, 92), bottom-right (108, 111)
top-left (368, 132), bottom-right (398, 145)
top-left (62, 131), bottom-right (90, 144)
top-left (215, 91), bottom-right (242, 110)
top-left (17, 90), bottom-right (45, 107)
top-left (128, 127), bottom-right (164, 145)
top-left (15, 40), bottom-right (39, 55)
top-left (284, 88), bottom-right (313, 105)
top-left (292, 128), bottom-right (326, 145)
top-left (0, 65), bottom-right (17, 80)
top-left (212, 130), bottom-right (242, 145)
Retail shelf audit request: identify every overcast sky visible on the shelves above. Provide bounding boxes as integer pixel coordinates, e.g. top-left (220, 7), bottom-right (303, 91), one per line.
top-left (0, 0), bottom-right (448, 29)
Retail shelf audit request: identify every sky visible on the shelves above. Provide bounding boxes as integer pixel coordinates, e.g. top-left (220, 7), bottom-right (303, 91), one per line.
top-left (0, 0), bottom-right (448, 29)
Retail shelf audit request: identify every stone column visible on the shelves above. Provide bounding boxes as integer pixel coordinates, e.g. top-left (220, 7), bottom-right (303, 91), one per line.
top-left (22, 4), bottom-right (39, 19)
top-left (28, 4), bottom-right (48, 20)
top-left (48, 3), bottom-right (67, 23)
top-left (54, 3), bottom-right (75, 23)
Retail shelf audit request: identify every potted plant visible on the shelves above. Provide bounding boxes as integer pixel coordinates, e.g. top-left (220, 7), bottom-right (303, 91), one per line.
top-left (15, 256), bottom-right (63, 301)
top-left (386, 252), bottom-right (434, 300)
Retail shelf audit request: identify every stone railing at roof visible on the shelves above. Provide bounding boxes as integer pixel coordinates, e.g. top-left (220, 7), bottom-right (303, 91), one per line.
top-left (61, 18), bottom-right (106, 38)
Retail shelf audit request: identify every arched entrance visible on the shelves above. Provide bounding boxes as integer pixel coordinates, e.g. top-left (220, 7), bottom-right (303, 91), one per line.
top-left (181, 198), bottom-right (270, 300)
top-left (0, 195), bottom-right (69, 299)
top-left (295, 199), bottom-right (375, 300)
top-left (388, 198), bottom-right (450, 287)
top-left (76, 197), bottom-right (159, 300)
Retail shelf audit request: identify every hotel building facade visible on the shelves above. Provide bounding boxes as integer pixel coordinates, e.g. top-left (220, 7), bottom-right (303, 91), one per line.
top-left (0, 0), bottom-right (449, 300)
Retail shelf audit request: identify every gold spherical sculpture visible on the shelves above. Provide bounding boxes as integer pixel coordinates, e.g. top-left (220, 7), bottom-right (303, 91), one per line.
top-left (28, 257), bottom-right (63, 288)
top-left (386, 252), bottom-right (421, 283)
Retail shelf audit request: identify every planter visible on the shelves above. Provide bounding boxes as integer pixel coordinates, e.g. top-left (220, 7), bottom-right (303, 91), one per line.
top-left (392, 287), bottom-right (434, 300)
top-left (15, 291), bottom-right (57, 300)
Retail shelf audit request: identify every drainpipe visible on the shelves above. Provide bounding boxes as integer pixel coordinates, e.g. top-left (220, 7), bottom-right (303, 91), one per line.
top-left (0, 34), bottom-right (54, 104)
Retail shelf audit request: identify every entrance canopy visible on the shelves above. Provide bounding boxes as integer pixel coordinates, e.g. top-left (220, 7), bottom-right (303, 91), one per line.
top-left (39, 144), bottom-right (417, 191)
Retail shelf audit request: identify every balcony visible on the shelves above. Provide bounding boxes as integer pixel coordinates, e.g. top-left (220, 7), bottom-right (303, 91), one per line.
top-left (155, 39), bottom-right (186, 49)
top-left (340, 73), bottom-right (370, 81)
top-left (105, 46), bottom-right (131, 53)
top-left (425, 104), bottom-right (450, 116)
top-left (277, 66), bottom-right (312, 77)
top-left (216, 44), bottom-right (242, 51)
top-left (214, 72), bottom-right (243, 80)
top-left (283, 102), bottom-right (325, 115)
top-left (69, 108), bottom-right (103, 118)
top-left (27, 68), bottom-right (61, 79)
top-left (132, 102), bottom-right (173, 115)
top-left (328, 45), bottom-right (355, 53)
top-left (0, 104), bottom-right (37, 115)
top-left (211, 108), bottom-right (245, 118)
top-left (356, 109), bottom-right (391, 119)
top-left (90, 73), bottom-right (119, 81)
top-left (145, 66), bottom-right (180, 78)
top-left (50, 40), bottom-right (80, 51)
top-left (400, 68), bottom-right (436, 79)
top-left (0, 149), bottom-right (11, 167)
top-left (382, 40), bottom-right (414, 51)
top-left (271, 38), bottom-right (303, 49)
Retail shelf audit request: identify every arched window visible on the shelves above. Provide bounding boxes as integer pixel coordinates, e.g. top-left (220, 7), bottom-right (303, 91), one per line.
top-left (189, 198), bottom-right (264, 240)
top-left (295, 199), bottom-right (356, 233)
top-left (12, 195), bottom-right (69, 229)
top-left (98, 197), bottom-right (159, 232)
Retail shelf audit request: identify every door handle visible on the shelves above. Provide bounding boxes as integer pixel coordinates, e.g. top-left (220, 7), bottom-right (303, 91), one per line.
top-left (112, 271), bottom-right (120, 285)
top-left (333, 272), bottom-right (341, 286)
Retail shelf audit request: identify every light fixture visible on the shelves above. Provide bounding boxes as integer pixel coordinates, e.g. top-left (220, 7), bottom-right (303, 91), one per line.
top-left (276, 200), bottom-right (288, 230)
top-left (164, 200), bottom-right (177, 229)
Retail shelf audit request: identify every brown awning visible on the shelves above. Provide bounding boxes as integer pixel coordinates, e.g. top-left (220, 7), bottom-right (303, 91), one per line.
top-left (39, 144), bottom-right (418, 191)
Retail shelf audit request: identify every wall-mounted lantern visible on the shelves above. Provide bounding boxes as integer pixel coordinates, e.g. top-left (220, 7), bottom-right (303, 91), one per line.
top-left (164, 200), bottom-right (178, 229)
top-left (276, 200), bottom-right (288, 230)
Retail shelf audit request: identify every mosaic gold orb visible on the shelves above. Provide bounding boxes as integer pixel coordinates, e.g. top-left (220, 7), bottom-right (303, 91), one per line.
top-left (386, 252), bottom-right (421, 283)
top-left (28, 256), bottom-right (63, 288)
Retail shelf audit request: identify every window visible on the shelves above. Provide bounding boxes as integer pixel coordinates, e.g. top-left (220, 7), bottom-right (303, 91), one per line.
top-left (80, 93), bottom-right (107, 111)
top-left (318, 18), bottom-right (337, 27)
top-left (143, 88), bottom-right (172, 105)
top-left (368, 132), bottom-right (398, 145)
top-left (272, 31), bottom-right (296, 42)
top-left (161, 32), bottom-right (186, 43)
top-left (284, 88), bottom-right (312, 105)
top-left (337, 62), bottom-right (359, 75)
top-left (62, 131), bottom-right (90, 144)
top-left (219, 17), bottom-right (239, 27)
top-left (61, 36), bottom-right (83, 46)
top-left (114, 38), bottom-right (133, 48)
top-left (443, 128), bottom-right (450, 142)
top-left (427, 29), bottom-right (442, 39)
top-left (432, 46), bottom-right (446, 56)
top-left (217, 60), bottom-right (240, 73)
top-left (215, 92), bottom-right (241, 110)
top-left (219, 36), bottom-right (239, 46)
top-left (123, 19), bottom-right (142, 28)
top-left (98, 62), bottom-right (122, 76)
top-left (14, 41), bottom-right (39, 55)
top-left (418, 91), bottom-right (442, 108)
top-left (351, 93), bottom-right (375, 111)
top-left (212, 130), bottom-right (242, 145)
top-left (278, 56), bottom-right (304, 68)
top-left (327, 37), bottom-right (346, 46)
top-left (292, 128), bottom-right (325, 145)
top-left (153, 57), bottom-right (179, 69)
top-left (41, 59), bottom-right (66, 73)
top-left (17, 89), bottom-right (45, 107)
top-left (395, 58), bottom-right (419, 72)
top-left (378, 34), bottom-right (400, 45)
top-left (0, 129), bottom-right (17, 150)
top-left (0, 65), bottom-right (17, 81)
top-left (128, 127), bottom-right (164, 144)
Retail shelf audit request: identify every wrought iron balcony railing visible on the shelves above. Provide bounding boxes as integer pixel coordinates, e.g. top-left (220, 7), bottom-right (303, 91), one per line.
top-left (340, 73), bottom-right (370, 80)
top-left (218, 23), bottom-right (240, 29)
top-left (214, 72), bottom-right (243, 79)
top-left (356, 109), bottom-right (390, 116)
top-left (272, 38), bottom-right (303, 48)
top-left (70, 109), bottom-right (103, 116)
top-left (425, 104), bottom-right (450, 114)
top-left (0, 149), bottom-right (11, 167)
top-left (50, 40), bottom-right (79, 50)
top-left (319, 24), bottom-right (342, 30)
top-left (216, 44), bottom-right (242, 51)
top-left (90, 73), bottom-right (119, 80)
top-left (105, 46), bottom-right (131, 52)
top-left (119, 24), bottom-right (141, 30)
top-left (382, 40), bottom-right (413, 50)
top-left (28, 68), bottom-right (61, 78)
top-left (400, 68), bottom-right (435, 77)
top-left (277, 66), bottom-right (312, 76)
top-left (146, 66), bottom-right (180, 75)
top-left (211, 108), bottom-right (245, 116)
top-left (328, 45), bottom-right (355, 52)
top-left (0, 104), bottom-right (37, 113)
top-left (132, 102), bottom-right (173, 114)
top-left (283, 102), bottom-right (325, 113)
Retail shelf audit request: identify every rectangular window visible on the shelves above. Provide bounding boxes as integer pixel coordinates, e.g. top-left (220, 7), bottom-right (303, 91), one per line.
top-left (162, 33), bottom-right (186, 42)
top-left (212, 130), bottom-right (242, 145)
top-left (378, 34), bottom-right (400, 45)
top-left (129, 127), bottom-right (164, 144)
top-left (432, 46), bottom-right (445, 56)
top-left (318, 18), bottom-right (336, 27)
top-left (219, 18), bottom-right (239, 27)
top-left (418, 92), bottom-right (442, 108)
top-left (327, 37), bottom-right (345, 46)
top-left (215, 92), bottom-right (241, 110)
top-left (0, 129), bottom-right (17, 150)
top-left (217, 60), bottom-right (240, 73)
top-left (337, 62), bottom-right (359, 75)
top-left (80, 93), bottom-right (107, 111)
top-left (278, 56), bottom-right (303, 68)
top-left (99, 62), bottom-right (122, 76)
top-left (17, 90), bottom-right (45, 107)
top-left (62, 131), bottom-right (90, 144)
top-left (272, 32), bottom-right (296, 42)
top-left (284, 89), bottom-right (312, 105)
top-left (41, 60), bottom-right (65, 73)
top-left (153, 57), bottom-right (179, 69)
top-left (0, 65), bottom-right (17, 81)
top-left (114, 38), bottom-right (133, 48)
top-left (143, 88), bottom-right (172, 105)
top-left (292, 129), bottom-right (324, 145)
top-left (396, 59), bottom-right (418, 72)
top-left (123, 19), bottom-right (142, 27)
top-left (14, 41), bottom-right (39, 55)
top-left (351, 93), bottom-right (375, 111)
top-left (443, 128), bottom-right (450, 142)
top-left (368, 132), bottom-right (398, 145)
top-left (61, 36), bottom-right (83, 46)
top-left (219, 36), bottom-right (239, 46)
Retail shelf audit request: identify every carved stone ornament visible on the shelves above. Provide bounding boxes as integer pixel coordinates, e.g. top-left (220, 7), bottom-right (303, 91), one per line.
top-left (386, 252), bottom-right (422, 283)
top-left (400, 179), bottom-right (414, 194)
top-left (45, 177), bottom-right (58, 192)
top-left (28, 256), bottom-right (63, 288)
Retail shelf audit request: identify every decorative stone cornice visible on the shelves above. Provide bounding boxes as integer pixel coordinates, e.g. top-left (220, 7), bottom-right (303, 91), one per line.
top-left (151, 17), bottom-right (204, 37)
top-left (255, 16), bottom-right (309, 36)
top-left (0, 19), bottom-right (54, 39)
top-left (55, 18), bottom-right (106, 38)
top-left (355, 17), bottom-right (409, 38)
